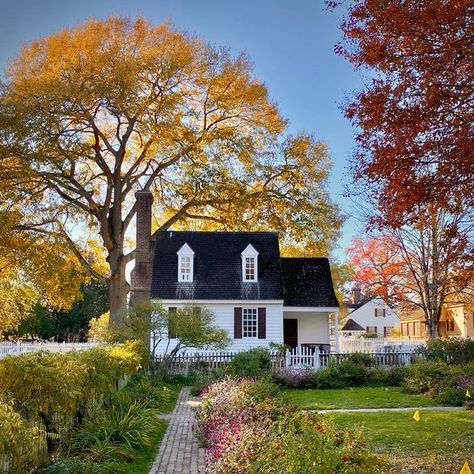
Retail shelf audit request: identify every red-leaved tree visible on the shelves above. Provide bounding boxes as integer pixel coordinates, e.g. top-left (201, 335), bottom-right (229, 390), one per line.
top-left (335, 0), bottom-right (474, 226)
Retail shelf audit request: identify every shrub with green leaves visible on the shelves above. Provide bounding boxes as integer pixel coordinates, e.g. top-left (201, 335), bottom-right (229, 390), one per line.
top-left (228, 347), bottom-right (272, 377)
top-left (0, 399), bottom-right (45, 473)
top-left (418, 338), bottom-right (474, 365)
top-left (313, 362), bottom-right (369, 388)
top-left (401, 361), bottom-right (464, 395)
top-left (71, 397), bottom-right (155, 463)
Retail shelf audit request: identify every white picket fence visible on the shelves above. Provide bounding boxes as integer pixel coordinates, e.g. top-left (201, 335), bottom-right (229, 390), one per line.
top-left (0, 341), bottom-right (101, 359)
top-left (338, 336), bottom-right (425, 354)
top-left (286, 346), bottom-right (418, 370)
top-left (154, 350), bottom-right (285, 374)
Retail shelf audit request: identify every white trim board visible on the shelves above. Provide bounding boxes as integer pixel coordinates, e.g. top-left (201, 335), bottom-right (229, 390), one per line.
top-left (155, 299), bottom-right (284, 305)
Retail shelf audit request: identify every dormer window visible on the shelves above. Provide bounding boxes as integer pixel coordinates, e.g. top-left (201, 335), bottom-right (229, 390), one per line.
top-left (241, 244), bottom-right (258, 282)
top-left (177, 243), bottom-right (194, 282)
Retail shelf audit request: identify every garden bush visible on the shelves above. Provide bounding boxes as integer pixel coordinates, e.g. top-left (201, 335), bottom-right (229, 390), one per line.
top-left (122, 374), bottom-right (173, 409)
top-left (313, 362), bottom-right (369, 388)
top-left (0, 399), bottom-right (45, 473)
top-left (418, 338), bottom-right (474, 365)
top-left (197, 377), bottom-right (380, 473)
top-left (0, 341), bottom-right (148, 472)
top-left (272, 366), bottom-right (316, 388)
top-left (228, 347), bottom-right (272, 377)
top-left (345, 352), bottom-right (376, 367)
top-left (70, 397), bottom-right (155, 462)
top-left (401, 361), bottom-right (464, 394)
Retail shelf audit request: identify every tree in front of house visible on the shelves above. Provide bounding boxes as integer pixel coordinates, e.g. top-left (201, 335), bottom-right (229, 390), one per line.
top-left (347, 206), bottom-right (474, 338)
top-left (88, 301), bottom-right (230, 355)
top-left (334, 0), bottom-right (474, 227)
top-left (0, 17), bottom-right (342, 327)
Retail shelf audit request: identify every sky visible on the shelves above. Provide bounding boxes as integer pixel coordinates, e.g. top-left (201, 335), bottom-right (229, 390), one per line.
top-left (0, 0), bottom-right (365, 258)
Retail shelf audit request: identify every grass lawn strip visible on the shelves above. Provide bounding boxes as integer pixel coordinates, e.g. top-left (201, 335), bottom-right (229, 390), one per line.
top-left (328, 410), bottom-right (474, 474)
top-left (282, 386), bottom-right (439, 410)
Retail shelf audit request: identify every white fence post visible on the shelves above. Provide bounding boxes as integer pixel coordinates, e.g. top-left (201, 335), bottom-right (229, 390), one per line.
top-left (313, 347), bottom-right (320, 371)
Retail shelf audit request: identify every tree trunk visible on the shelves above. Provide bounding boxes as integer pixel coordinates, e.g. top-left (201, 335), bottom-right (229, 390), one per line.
top-left (108, 251), bottom-right (129, 327)
top-left (426, 310), bottom-right (439, 339)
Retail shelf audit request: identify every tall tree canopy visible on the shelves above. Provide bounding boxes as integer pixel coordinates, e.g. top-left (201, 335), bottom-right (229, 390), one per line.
top-left (347, 206), bottom-right (474, 338)
top-left (335, 0), bottom-right (474, 226)
top-left (0, 17), bottom-right (342, 325)
top-left (0, 208), bottom-right (89, 335)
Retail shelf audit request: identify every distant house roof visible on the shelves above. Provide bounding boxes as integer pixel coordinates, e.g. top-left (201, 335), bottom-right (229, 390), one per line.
top-left (151, 231), bottom-right (283, 301)
top-left (341, 318), bottom-right (365, 332)
top-left (345, 297), bottom-right (375, 313)
top-left (150, 231), bottom-right (339, 307)
top-left (280, 258), bottom-right (339, 307)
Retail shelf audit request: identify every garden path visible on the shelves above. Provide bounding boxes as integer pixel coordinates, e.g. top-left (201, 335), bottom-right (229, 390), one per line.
top-left (150, 387), bottom-right (206, 474)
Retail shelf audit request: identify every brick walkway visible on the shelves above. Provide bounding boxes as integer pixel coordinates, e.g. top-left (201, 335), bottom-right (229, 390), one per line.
top-left (150, 387), bottom-right (206, 474)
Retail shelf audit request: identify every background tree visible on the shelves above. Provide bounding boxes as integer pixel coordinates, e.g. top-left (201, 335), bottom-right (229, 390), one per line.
top-left (0, 208), bottom-right (90, 336)
top-left (347, 206), bottom-right (474, 338)
top-left (0, 17), bottom-right (342, 326)
top-left (11, 281), bottom-right (109, 342)
top-left (334, 0), bottom-right (474, 226)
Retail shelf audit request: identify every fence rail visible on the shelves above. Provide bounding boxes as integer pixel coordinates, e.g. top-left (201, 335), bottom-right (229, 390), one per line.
top-left (338, 336), bottom-right (425, 354)
top-left (0, 341), bottom-right (101, 359)
top-left (154, 351), bottom-right (285, 374)
top-left (153, 346), bottom-right (419, 374)
top-left (286, 345), bottom-right (418, 370)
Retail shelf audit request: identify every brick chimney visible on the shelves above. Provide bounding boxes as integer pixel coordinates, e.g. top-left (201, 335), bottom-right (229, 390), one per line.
top-left (352, 287), bottom-right (362, 305)
top-left (130, 190), bottom-right (154, 306)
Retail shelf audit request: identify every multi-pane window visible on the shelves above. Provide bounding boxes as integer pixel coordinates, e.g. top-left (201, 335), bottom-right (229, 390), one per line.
top-left (446, 318), bottom-right (455, 332)
top-left (179, 256), bottom-right (191, 281)
top-left (245, 257), bottom-right (256, 281)
top-left (366, 326), bottom-right (377, 335)
top-left (243, 308), bottom-right (257, 338)
top-left (374, 308), bottom-right (386, 317)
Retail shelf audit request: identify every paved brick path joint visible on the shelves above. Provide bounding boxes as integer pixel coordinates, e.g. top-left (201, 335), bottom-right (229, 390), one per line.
top-left (150, 387), bottom-right (206, 474)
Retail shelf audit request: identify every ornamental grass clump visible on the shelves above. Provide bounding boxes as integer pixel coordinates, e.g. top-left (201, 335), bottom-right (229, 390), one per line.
top-left (197, 377), bottom-right (380, 473)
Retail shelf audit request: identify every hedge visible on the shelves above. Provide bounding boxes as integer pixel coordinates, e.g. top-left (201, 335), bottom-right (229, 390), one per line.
top-left (0, 341), bottom-right (148, 472)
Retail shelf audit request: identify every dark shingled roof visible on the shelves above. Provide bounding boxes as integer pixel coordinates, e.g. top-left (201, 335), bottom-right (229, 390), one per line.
top-left (341, 318), bottom-right (365, 331)
top-left (280, 258), bottom-right (339, 307)
top-left (150, 231), bottom-right (284, 300)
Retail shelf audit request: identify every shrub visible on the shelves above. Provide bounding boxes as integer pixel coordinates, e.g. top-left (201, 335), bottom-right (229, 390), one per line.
top-left (435, 387), bottom-right (466, 406)
top-left (401, 361), bottom-right (464, 394)
top-left (313, 362), bottom-right (369, 388)
top-left (228, 348), bottom-right (272, 377)
top-left (197, 378), bottom-right (380, 473)
top-left (0, 399), bottom-right (45, 472)
top-left (191, 372), bottom-right (221, 396)
top-left (123, 374), bottom-right (172, 409)
top-left (272, 366), bottom-right (315, 388)
top-left (418, 338), bottom-right (474, 365)
top-left (345, 352), bottom-right (375, 367)
top-left (71, 398), bottom-right (155, 462)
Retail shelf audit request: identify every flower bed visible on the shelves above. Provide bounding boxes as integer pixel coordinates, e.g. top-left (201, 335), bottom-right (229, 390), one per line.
top-left (196, 377), bottom-right (380, 473)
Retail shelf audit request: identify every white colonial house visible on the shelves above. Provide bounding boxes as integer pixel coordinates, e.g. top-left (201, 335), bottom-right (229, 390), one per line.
top-left (130, 191), bottom-right (340, 355)
top-left (341, 289), bottom-right (400, 338)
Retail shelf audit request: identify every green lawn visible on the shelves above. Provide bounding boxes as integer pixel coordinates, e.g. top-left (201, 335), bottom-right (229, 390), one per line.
top-left (282, 386), bottom-right (438, 410)
top-left (328, 410), bottom-right (474, 473)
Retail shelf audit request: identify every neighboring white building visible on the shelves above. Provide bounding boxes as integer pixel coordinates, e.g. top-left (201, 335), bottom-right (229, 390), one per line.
top-left (130, 191), bottom-right (341, 355)
top-left (341, 289), bottom-right (400, 337)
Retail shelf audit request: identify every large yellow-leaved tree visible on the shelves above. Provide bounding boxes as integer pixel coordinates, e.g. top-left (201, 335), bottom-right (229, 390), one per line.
top-left (0, 18), bottom-right (342, 326)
